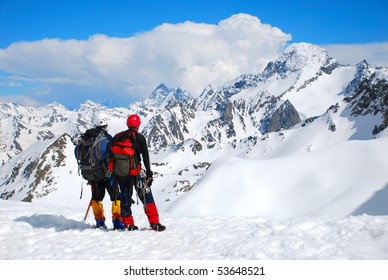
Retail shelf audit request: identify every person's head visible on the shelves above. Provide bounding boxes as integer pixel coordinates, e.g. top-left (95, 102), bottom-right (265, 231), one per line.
top-left (94, 112), bottom-right (109, 129)
top-left (126, 114), bottom-right (141, 131)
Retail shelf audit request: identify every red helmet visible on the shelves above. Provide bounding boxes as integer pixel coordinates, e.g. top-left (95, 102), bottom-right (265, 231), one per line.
top-left (126, 114), bottom-right (141, 128)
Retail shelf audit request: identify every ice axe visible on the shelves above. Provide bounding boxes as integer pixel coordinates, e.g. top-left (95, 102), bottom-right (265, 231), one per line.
top-left (83, 198), bottom-right (92, 221)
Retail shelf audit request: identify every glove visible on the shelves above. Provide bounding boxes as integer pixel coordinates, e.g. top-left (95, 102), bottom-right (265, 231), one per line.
top-left (146, 170), bottom-right (153, 187)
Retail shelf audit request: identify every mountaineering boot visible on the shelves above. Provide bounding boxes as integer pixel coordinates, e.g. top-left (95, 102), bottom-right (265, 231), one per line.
top-left (126, 225), bottom-right (139, 231)
top-left (113, 219), bottom-right (124, 230)
top-left (96, 219), bottom-right (107, 229)
top-left (111, 200), bottom-right (124, 230)
top-left (91, 200), bottom-right (106, 228)
top-left (122, 216), bottom-right (138, 231)
top-left (149, 223), bottom-right (166, 232)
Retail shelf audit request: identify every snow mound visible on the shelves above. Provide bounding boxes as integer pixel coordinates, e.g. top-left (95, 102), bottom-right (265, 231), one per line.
top-left (167, 137), bottom-right (388, 218)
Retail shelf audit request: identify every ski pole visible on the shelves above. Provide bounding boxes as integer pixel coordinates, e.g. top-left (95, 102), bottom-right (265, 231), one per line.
top-left (79, 179), bottom-right (84, 199)
top-left (83, 198), bottom-right (92, 221)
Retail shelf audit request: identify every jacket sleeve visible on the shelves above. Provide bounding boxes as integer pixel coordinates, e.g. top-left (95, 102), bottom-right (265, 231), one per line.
top-left (99, 139), bottom-right (111, 160)
top-left (136, 133), bottom-right (151, 173)
top-left (99, 131), bottom-right (112, 160)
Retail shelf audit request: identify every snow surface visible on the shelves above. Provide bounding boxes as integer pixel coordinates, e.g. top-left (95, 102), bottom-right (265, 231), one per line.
top-left (1, 199), bottom-right (388, 261)
top-left (166, 137), bottom-right (388, 218)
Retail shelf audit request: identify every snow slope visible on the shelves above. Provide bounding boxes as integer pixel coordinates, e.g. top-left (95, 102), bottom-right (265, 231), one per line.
top-left (166, 137), bottom-right (388, 218)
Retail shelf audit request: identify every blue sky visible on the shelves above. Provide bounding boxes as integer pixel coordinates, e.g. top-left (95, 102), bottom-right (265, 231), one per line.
top-left (1, 0), bottom-right (387, 47)
top-left (0, 0), bottom-right (387, 108)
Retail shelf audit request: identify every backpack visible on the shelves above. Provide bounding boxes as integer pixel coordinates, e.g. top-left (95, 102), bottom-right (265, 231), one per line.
top-left (74, 128), bottom-right (110, 181)
top-left (109, 130), bottom-right (141, 177)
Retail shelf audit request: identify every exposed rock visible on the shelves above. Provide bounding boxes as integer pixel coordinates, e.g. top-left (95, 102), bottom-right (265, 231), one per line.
top-left (260, 100), bottom-right (301, 133)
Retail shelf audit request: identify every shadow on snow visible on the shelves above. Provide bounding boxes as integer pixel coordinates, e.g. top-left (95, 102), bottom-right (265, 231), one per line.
top-left (15, 214), bottom-right (93, 232)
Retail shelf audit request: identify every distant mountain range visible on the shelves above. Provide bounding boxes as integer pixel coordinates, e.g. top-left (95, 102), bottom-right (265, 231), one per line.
top-left (1, 42), bottom-right (387, 217)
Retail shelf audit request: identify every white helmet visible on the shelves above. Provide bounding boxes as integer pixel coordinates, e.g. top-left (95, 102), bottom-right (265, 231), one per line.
top-left (94, 112), bottom-right (109, 127)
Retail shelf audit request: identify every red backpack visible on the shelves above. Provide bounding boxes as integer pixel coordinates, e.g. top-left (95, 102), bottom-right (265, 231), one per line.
top-left (109, 130), bottom-right (141, 177)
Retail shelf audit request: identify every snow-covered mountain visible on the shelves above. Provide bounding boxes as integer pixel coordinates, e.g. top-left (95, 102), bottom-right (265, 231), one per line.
top-left (1, 42), bottom-right (387, 219)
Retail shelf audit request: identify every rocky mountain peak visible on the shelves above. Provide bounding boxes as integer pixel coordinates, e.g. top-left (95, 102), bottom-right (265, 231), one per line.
top-left (75, 100), bottom-right (107, 114)
top-left (262, 42), bottom-right (339, 79)
top-left (148, 83), bottom-right (193, 108)
top-left (149, 83), bottom-right (173, 102)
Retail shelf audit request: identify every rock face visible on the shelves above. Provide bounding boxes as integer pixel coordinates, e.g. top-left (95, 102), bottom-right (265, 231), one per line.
top-left (260, 100), bottom-right (301, 133)
top-left (342, 63), bottom-right (388, 135)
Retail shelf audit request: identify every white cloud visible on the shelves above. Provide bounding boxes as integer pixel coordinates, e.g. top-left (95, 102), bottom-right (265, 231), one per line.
top-left (0, 14), bottom-right (291, 104)
top-left (0, 94), bottom-right (41, 107)
top-left (0, 80), bottom-right (22, 87)
top-left (2, 13), bottom-right (385, 108)
top-left (323, 42), bottom-right (388, 67)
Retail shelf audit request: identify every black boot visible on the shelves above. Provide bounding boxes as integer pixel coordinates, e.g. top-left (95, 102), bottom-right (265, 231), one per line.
top-left (150, 223), bottom-right (166, 231)
top-left (126, 225), bottom-right (139, 231)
